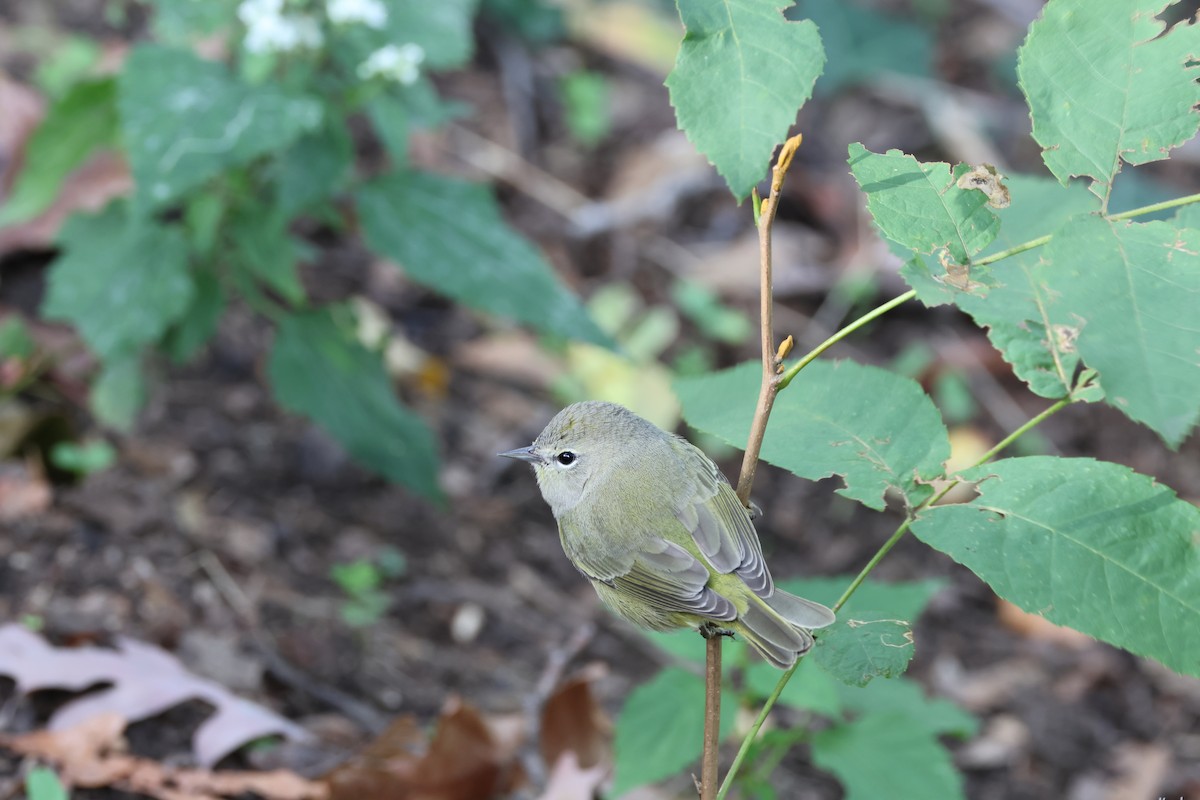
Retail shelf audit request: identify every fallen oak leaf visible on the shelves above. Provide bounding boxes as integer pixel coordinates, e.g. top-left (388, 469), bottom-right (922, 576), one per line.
top-left (539, 666), bottom-right (612, 774)
top-left (1, 712), bottom-right (328, 800)
top-left (325, 696), bottom-right (525, 800)
top-left (0, 623), bottom-right (311, 766)
top-left (535, 752), bottom-right (608, 800)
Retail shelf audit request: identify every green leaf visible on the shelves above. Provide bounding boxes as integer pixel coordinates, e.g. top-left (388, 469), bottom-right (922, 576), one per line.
top-left (90, 353), bottom-right (146, 431)
top-left (560, 70), bottom-right (611, 147)
top-left (848, 143), bottom-right (1000, 303)
top-left (267, 308), bottom-right (441, 498)
top-left (778, 576), bottom-right (947, 624)
top-left (149, 0), bottom-right (239, 43)
top-left (666, 0), bottom-right (824, 200)
top-left (835, 676), bottom-right (978, 738)
top-left (164, 269), bottom-right (225, 363)
top-left (25, 766), bottom-right (68, 800)
top-left (119, 45), bottom-right (322, 209)
top-left (229, 209), bottom-right (305, 304)
top-left (812, 713), bottom-right (965, 800)
top-left (0, 318), bottom-right (35, 359)
top-left (611, 667), bottom-right (735, 797)
top-left (788, 0), bottom-right (932, 94)
top-left (911, 456), bottom-right (1200, 678)
top-left (676, 360), bottom-right (950, 510)
top-left (356, 171), bottom-right (608, 345)
top-left (813, 612), bottom-right (914, 687)
top-left (42, 203), bottom-right (193, 360)
top-left (1017, 0), bottom-right (1200, 195)
top-left (1036, 215), bottom-right (1200, 446)
top-left (955, 174), bottom-right (1098, 397)
top-left (385, 0), bottom-right (480, 69)
top-left (274, 116), bottom-right (353, 216)
top-left (0, 77), bottom-right (118, 225)
top-left (49, 440), bottom-right (118, 476)
top-left (746, 656), bottom-right (842, 717)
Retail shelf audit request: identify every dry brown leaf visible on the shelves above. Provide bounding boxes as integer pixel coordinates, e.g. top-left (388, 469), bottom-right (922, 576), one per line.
top-left (0, 623), bottom-right (311, 766)
top-left (325, 697), bottom-right (524, 800)
top-left (0, 72), bottom-right (45, 193)
top-left (0, 150), bottom-right (132, 254)
top-left (539, 669), bottom-right (612, 773)
top-left (1, 712), bottom-right (327, 800)
top-left (536, 752), bottom-right (608, 800)
top-left (0, 461), bottom-right (52, 520)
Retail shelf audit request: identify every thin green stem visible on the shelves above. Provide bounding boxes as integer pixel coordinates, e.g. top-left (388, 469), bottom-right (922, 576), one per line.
top-left (777, 290), bottom-right (916, 389)
top-left (973, 233), bottom-right (1052, 267)
top-left (1109, 191), bottom-right (1200, 221)
top-left (718, 395), bottom-right (1073, 798)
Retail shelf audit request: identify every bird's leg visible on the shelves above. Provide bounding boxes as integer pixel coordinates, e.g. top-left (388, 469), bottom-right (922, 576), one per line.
top-left (699, 621), bottom-right (735, 639)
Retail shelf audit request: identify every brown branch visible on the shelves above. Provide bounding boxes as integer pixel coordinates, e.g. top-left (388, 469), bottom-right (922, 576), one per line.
top-left (700, 134), bottom-right (805, 800)
top-left (735, 133), bottom-right (802, 506)
top-left (700, 628), bottom-right (725, 800)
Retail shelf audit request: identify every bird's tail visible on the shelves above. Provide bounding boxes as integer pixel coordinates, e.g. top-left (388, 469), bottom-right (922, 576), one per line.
top-left (734, 589), bottom-right (836, 669)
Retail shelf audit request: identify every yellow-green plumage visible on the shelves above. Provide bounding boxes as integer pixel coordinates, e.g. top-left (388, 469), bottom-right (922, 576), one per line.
top-left (501, 401), bottom-right (834, 668)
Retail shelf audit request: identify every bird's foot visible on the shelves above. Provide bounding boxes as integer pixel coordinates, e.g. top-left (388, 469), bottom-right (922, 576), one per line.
top-left (699, 622), bottom-right (735, 639)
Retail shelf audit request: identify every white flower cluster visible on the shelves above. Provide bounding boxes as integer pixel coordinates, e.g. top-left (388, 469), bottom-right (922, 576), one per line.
top-left (238, 0), bottom-right (323, 54)
top-left (357, 43), bottom-right (425, 85)
top-left (326, 0), bottom-right (388, 28)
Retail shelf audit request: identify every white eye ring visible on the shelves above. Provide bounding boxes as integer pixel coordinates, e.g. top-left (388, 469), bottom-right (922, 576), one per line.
top-left (556, 451), bottom-right (577, 467)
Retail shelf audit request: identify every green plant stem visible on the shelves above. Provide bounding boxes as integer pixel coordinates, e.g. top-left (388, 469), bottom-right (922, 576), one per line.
top-left (717, 395), bottom-right (1072, 799)
top-left (1109, 191), bottom-right (1200, 220)
top-left (777, 289), bottom-right (915, 389)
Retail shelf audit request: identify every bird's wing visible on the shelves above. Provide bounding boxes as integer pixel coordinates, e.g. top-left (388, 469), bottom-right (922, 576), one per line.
top-left (560, 517), bottom-right (737, 621)
top-left (673, 439), bottom-right (773, 597)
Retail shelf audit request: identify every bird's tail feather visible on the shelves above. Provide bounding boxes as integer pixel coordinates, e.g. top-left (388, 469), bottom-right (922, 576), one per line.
top-left (735, 590), bottom-right (836, 669)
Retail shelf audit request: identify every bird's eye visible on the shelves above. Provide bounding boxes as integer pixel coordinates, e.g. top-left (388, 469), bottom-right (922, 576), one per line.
top-left (556, 451), bottom-right (577, 466)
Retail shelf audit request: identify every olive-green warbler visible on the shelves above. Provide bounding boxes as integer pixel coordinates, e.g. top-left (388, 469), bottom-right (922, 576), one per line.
top-left (501, 401), bottom-right (834, 667)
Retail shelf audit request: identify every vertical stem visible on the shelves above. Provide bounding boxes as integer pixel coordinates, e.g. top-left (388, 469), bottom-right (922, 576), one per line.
top-left (700, 632), bottom-right (723, 800)
top-left (702, 133), bottom-right (804, 800)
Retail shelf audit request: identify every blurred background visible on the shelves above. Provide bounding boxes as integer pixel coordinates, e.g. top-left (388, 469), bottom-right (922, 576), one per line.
top-left (1, 0), bottom-right (1199, 798)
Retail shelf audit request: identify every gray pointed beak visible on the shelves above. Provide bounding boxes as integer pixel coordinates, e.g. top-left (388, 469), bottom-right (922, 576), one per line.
top-left (498, 445), bottom-right (542, 464)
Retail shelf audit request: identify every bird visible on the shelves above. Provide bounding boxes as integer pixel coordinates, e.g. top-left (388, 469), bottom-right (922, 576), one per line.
top-left (501, 400), bottom-right (835, 668)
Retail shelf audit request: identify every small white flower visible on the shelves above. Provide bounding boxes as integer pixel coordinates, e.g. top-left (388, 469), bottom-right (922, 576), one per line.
top-left (238, 0), bottom-right (284, 26)
top-left (357, 43), bottom-right (425, 84)
top-left (239, 0), bottom-right (325, 55)
top-left (326, 0), bottom-right (388, 29)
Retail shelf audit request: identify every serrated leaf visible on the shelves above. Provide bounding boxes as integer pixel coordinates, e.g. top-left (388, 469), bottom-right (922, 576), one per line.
top-left (1037, 215), bottom-right (1200, 446)
top-left (42, 203), bottom-right (193, 360)
top-left (1017, 0), bottom-right (1200, 194)
top-left (676, 360), bottom-right (950, 510)
top-left (955, 175), bottom-right (1098, 397)
top-left (119, 45), bottom-right (322, 209)
top-left (611, 667), bottom-right (734, 797)
top-left (356, 171), bottom-right (608, 345)
top-left (0, 77), bottom-right (118, 225)
top-left (848, 143), bottom-right (1000, 272)
top-left (813, 612), bottom-right (914, 687)
top-left (835, 676), bottom-right (978, 738)
top-left (267, 309), bottom-right (441, 498)
top-left (385, 0), bottom-right (480, 68)
top-left (812, 712), bottom-right (965, 800)
top-left (911, 456), bottom-right (1200, 678)
top-left (666, 0), bottom-right (824, 200)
